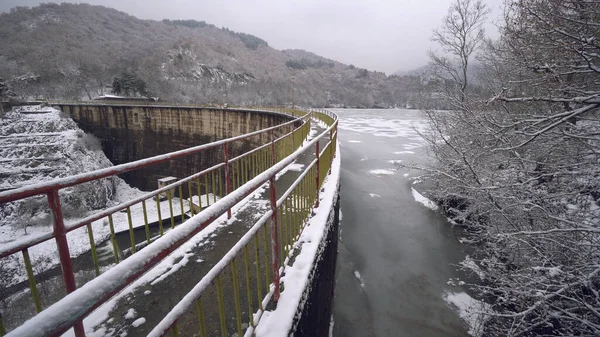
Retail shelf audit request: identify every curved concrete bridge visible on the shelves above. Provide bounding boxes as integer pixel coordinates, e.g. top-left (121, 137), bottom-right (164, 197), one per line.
top-left (0, 104), bottom-right (340, 337)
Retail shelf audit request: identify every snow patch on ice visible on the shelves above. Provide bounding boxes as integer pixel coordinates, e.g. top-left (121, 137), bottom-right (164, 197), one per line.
top-left (411, 188), bottom-right (439, 210)
top-left (369, 169), bottom-right (395, 175)
top-left (394, 151), bottom-right (415, 154)
top-left (353, 270), bottom-right (365, 288)
top-left (444, 292), bottom-right (490, 337)
top-left (388, 159), bottom-right (402, 165)
top-left (369, 193), bottom-right (381, 198)
top-left (403, 173), bottom-right (409, 177)
top-left (348, 140), bottom-right (361, 143)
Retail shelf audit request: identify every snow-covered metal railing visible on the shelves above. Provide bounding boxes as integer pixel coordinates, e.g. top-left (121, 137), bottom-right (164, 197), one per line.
top-left (147, 109), bottom-right (338, 337)
top-left (3, 109), bottom-right (337, 337)
top-left (0, 107), bottom-right (312, 337)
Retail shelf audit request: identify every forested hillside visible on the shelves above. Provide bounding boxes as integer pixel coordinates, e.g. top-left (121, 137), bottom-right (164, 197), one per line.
top-left (0, 3), bottom-right (434, 108)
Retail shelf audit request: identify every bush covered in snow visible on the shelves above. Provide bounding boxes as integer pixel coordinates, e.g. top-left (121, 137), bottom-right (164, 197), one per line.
top-left (420, 0), bottom-right (600, 335)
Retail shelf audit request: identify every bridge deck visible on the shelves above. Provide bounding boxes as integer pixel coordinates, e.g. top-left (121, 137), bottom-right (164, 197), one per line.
top-left (0, 107), bottom-right (338, 337)
top-left (73, 121), bottom-right (330, 337)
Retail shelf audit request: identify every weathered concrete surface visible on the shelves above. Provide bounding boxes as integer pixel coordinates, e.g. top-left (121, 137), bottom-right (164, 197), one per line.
top-left (54, 104), bottom-right (297, 191)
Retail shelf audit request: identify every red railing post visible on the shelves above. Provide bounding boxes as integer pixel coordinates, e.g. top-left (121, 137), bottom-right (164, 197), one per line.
top-left (315, 141), bottom-right (320, 208)
top-left (223, 143), bottom-right (232, 219)
top-left (268, 176), bottom-right (280, 302)
top-left (47, 190), bottom-right (86, 337)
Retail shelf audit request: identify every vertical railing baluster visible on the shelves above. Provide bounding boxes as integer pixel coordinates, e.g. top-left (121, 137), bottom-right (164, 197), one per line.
top-left (196, 297), bottom-right (207, 337)
top-left (218, 167), bottom-right (223, 199)
top-left (108, 215), bottom-right (120, 264)
top-left (126, 207), bottom-right (136, 254)
top-left (205, 174), bottom-right (210, 208)
top-left (231, 259), bottom-right (243, 337)
top-left (188, 182), bottom-right (195, 216)
top-left (155, 194), bottom-right (164, 236)
top-left (263, 225), bottom-right (270, 290)
top-left (315, 141), bottom-right (320, 208)
top-left (216, 275), bottom-right (227, 337)
top-left (178, 185), bottom-right (185, 222)
top-left (287, 198), bottom-right (293, 249)
top-left (268, 175), bottom-right (280, 301)
top-left (142, 200), bottom-right (151, 244)
top-left (243, 245), bottom-right (254, 327)
top-left (279, 205), bottom-right (284, 267)
top-left (22, 248), bottom-right (42, 313)
top-left (86, 223), bottom-right (100, 276)
top-left (224, 144), bottom-right (232, 219)
top-left (254, 233), bottom-right (263, 311)
top-left (196, 177), bottom-right (202, 211)
top-left (212, 170), bottom-right (217, 204)
top-left (168, 190), bottom-right (175, 230)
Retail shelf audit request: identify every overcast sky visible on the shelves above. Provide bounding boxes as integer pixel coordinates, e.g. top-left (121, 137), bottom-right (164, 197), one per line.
top-left (0, 0), bottom-right (504, 74)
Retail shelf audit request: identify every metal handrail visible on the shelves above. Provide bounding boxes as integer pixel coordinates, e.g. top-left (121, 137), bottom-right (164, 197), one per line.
top-left (4, 108), bottom-right (338, 337)
top-left (150, 111), bottom-right (338, 337)
top-left (0, 106), bottom-right (311, 337)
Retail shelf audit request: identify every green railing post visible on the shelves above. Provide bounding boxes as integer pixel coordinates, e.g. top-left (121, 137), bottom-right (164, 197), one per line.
top-left (86, 223), bottom-right (100, 276)
top-left (22, 248), bottom-right (42, 313)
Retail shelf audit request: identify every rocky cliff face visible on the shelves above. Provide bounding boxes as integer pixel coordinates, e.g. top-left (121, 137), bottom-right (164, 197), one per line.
top-left (0, 105), bottom-right (132, 229)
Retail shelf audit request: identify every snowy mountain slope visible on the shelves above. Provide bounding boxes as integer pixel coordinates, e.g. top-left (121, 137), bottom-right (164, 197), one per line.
top-left (0, 106), bottom-right (128, 224)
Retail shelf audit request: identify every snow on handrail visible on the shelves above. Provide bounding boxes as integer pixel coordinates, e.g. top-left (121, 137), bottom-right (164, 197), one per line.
top-left (5, 108), bottom-right (338, 337)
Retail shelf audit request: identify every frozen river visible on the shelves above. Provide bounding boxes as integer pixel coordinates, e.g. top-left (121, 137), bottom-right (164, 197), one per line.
top-left (331, 109), bottom-right (473, 337)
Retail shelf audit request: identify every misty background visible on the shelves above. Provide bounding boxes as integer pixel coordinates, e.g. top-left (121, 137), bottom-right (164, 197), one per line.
top-left (0, 0), bottom-right (503, 74)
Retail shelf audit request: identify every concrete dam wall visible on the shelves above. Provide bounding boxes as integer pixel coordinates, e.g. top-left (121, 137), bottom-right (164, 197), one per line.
top-left (54, 104), bottom-right (297, 192)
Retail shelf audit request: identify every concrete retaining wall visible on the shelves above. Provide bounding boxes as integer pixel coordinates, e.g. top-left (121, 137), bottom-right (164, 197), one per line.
top-left (53, 104), bottom-right (296, 191)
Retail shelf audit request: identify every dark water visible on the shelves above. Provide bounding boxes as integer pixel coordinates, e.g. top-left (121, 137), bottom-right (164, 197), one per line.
top-left (331, 109), bottom-right (470, 337)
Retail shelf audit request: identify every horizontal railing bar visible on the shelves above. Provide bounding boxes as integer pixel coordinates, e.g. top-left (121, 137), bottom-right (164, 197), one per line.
top-left (63, 163), bottom-right (226, 233)
top-left (0, 162), bottom-right (228, 259)
top-left (0, 110), bottom-right (308, 203)
top-left (0, 231), bottom-right (56, 261)
top-left (6, 110), bottom-right (333, 337)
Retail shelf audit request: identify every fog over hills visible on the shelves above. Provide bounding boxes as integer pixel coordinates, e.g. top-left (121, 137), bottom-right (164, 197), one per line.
top-left (0, 3), bottom-right (436, 108)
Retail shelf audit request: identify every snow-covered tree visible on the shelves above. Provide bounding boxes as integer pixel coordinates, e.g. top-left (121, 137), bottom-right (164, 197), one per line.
top-left (420, 0), bottom-right (600, 335)
top-left (429, 0), bottom-right (489, 103)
